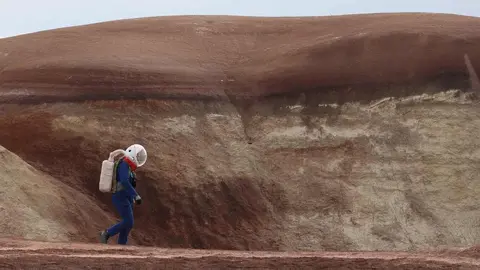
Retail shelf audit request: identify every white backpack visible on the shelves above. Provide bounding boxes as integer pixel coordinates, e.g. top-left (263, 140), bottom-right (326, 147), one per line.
top-left (99, 149), bottom-right (126, 193)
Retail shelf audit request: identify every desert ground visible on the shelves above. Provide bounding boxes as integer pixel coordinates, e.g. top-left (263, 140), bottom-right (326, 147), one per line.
top-left (1, 238), bottom-right (480, 269)
top-left (1, 12), bottom-right (480, 269)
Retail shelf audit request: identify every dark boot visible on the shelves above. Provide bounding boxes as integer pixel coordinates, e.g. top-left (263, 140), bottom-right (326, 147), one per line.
top-left (99, 230), bottom-right (110, 244)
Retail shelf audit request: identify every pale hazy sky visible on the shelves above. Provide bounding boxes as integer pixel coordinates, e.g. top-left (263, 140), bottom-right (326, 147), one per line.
top-left (1, 0), bottom-right (479, 38)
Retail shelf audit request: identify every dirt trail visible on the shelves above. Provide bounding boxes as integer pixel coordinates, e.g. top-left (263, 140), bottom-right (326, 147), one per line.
top-left (0, 239), bottom-right (478, 269)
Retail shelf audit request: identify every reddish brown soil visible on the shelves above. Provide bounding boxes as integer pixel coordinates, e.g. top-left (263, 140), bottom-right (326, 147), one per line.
top-left (1, 13), bottom-right (480, 104)
top-left (0, 239), bottom-right (479, 269)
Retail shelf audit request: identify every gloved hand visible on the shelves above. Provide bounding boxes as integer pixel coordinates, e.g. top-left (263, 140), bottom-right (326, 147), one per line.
top-left (134, 195), bottom-right (142, 205)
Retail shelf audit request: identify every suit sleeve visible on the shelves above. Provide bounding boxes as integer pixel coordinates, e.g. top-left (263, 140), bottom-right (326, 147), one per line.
top-left (117, 161), bottom-right (138, 198)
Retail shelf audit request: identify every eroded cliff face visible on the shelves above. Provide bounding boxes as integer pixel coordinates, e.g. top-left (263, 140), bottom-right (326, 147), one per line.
top-left (2, 89), bottom-right (480, 251)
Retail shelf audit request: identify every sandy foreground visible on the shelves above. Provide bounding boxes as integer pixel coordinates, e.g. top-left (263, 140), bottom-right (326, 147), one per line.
top-left (0, 238), bottom-right (478, 269)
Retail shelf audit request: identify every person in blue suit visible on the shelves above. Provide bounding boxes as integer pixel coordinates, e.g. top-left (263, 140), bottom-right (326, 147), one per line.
top-left (99, 144), bottom-right (147, 245)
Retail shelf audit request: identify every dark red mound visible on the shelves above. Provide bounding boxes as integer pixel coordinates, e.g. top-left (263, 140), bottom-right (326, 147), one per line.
top-left (0, 13), bottom-right (480, 104)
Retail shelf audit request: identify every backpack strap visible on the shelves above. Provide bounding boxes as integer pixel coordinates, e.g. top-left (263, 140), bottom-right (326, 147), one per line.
top-left (111, 159), bottom-right (121, 193)
top-left (111, 158), bottom-right (132, 193)
top-left (130, 171), bottom-right (137, 188)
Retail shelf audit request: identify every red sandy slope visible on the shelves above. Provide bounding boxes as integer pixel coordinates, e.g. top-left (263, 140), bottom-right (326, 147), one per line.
top-left (0, 13), bottom-right (479, 103)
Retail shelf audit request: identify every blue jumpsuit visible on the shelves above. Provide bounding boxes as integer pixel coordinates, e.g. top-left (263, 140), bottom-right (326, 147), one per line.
top-left (106, 158), bottom-right (138, 245)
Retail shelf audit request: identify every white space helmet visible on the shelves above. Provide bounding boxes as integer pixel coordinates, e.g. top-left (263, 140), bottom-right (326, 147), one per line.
top-left (125, 144), bottom-right (147, 167)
